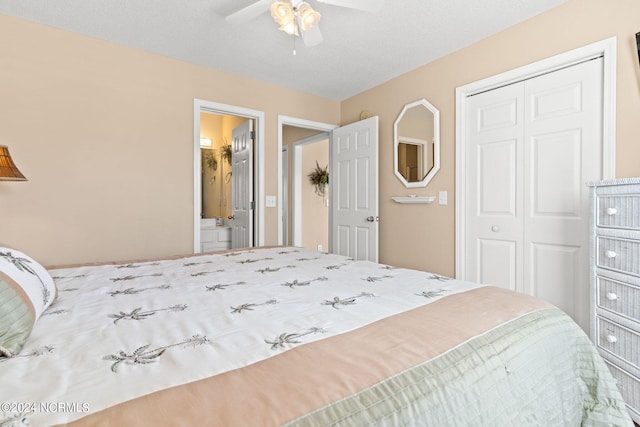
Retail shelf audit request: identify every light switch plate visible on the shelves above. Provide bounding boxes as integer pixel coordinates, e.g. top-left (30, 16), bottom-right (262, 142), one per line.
top-left (438, 191), bottom-right (447, 205)
top-left (265, 195), bottom-right (277, 208)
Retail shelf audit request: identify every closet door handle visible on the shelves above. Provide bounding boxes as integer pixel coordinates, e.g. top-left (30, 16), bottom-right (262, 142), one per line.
top-left (605, 250), bottom-right (617, 259)
top-left (606, 334), bottom-right (618, 344)
top-left (605, 207), bottom-right (618, 216)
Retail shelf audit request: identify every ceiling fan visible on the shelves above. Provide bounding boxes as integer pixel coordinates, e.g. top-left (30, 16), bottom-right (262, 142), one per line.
top-left (226, 0), bottom-right (385, 48)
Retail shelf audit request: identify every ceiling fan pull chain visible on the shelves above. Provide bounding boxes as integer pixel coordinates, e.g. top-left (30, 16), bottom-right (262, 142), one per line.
top-left (292, 34), bottom-right (297, 56)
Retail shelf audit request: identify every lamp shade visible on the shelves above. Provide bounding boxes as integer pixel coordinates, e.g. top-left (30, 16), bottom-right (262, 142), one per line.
top-left (0, 145), bottom-right (27, 181)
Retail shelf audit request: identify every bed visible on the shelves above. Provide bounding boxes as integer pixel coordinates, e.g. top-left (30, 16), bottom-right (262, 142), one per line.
top-left (0, 245), bottom-right (633, 426)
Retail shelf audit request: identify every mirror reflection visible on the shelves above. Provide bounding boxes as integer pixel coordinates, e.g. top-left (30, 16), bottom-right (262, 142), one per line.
top-left (200, 112), bottom-right (244, 222)
top-left (394, 99), bottom-right (440, 188)
top-left (200, 143), bottom-right (232, 220)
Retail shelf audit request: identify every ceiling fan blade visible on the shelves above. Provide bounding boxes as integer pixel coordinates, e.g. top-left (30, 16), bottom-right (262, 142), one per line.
top-left (225, 0), bottom-right (272, 24)
top-left (302, 24), bottom-right (323, 47)
top-left (316, 0), bottom-right (384, 13)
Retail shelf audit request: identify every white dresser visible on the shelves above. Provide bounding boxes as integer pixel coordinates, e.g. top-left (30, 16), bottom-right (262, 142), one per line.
top-left (589, 177), bottom-right (640, 423)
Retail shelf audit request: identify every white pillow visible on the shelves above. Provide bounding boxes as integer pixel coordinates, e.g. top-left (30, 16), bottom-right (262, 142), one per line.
top-left (0, 247), bottom-right (56, 357)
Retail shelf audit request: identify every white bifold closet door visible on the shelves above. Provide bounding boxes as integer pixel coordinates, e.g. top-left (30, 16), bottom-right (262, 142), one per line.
top-left (465, 58), bottom-right (603, 330)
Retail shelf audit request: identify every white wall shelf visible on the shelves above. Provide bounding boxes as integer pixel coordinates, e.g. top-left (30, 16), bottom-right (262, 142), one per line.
top-left (392, 196), bottom-right (435, 204)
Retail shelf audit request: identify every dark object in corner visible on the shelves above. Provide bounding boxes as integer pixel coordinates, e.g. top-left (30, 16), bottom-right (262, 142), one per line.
top-left (636, 32), bottom-right (640, 67)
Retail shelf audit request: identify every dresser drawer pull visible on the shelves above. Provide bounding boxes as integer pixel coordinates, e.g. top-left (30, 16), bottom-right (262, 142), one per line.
top-left (605, 334), bottom-right (618, 344)
top-left (605, 292), bottom-right (618, 301)
top-left (605, 207), bottom-right (618, 216)
top-left (605, 250), bottom-right (617, 259)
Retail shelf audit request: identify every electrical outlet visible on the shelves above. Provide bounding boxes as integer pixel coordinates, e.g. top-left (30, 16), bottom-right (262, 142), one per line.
top-left (317, 244), bottom-right (323, 252)
top-left (438, 191), bottom-right (447, 205)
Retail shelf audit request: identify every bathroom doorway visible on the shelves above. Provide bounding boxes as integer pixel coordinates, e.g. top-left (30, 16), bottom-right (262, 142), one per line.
top-left (194, 99), bottom-right (265, 252)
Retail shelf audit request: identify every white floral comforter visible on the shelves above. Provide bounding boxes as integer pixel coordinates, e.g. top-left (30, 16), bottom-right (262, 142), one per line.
top-left (0, 247), bottom-right (480, 426)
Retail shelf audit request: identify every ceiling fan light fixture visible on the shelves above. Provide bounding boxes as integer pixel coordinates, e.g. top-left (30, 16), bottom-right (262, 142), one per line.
top-left (279, 21), bottom-right (299, 36)
top-left (297, 3), bottom-right (321, 31)
top-left (270, 0), bottom-right (320, 37)
top-left (271, 1), bottom-right (298, 35)
top-left (270, 1), bottom-right (293, 22)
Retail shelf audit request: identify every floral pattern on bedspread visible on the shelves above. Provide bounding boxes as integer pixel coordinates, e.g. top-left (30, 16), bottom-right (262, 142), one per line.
top-left (0, 247), bottom-right (481, 427)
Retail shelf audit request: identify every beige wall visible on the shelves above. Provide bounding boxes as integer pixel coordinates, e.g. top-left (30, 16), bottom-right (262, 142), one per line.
top-left (341, 0), bottom-right (640, 276)
top-left (0, 14), bottom-right (339, 265)
top-left (2, 0), bottom-right (640, 272)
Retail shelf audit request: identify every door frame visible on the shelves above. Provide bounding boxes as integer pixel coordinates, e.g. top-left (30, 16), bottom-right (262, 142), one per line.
top-left (281, 145), bottom-right (289, 246)
top-left (454, 37), bottom-right (616, 279)
top-left (194, 99), bottom-right (265, 252)
top-left (276, 115), bottom-right (337, 246)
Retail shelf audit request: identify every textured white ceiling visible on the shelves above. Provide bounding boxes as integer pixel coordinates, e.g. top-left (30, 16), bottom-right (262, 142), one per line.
top-left (0, 0), bottom-right (567, 100)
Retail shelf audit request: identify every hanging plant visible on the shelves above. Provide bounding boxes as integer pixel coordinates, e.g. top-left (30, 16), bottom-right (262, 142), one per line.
top-left (308, 161), bottom-right (329, 197)
top-left (204, 150), bottom-right (217, 172)
top-left (220, 139), bottom-right (232, 166)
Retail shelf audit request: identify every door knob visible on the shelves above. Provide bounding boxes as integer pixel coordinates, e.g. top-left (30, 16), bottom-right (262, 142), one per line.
top-left (366, 216), bottom-right (375, 222)
top-left (491, 225), bottom-right (500, 232)
top-left (605, 207), bottom-right (617, 216)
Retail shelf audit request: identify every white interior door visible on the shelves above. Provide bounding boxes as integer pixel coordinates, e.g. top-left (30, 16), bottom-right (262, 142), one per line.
top-left (330, 116), bottom-right (379, 262)
top-left (231, 120), bottom-right (253, 249)
top-left (465, 58), bottom-right (603, 330)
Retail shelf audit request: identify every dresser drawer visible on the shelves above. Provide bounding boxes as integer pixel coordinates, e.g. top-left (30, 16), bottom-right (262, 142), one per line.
top-left (604, 361), bottom-right (640, 422)
top-left (597, 237), bottom-right (640, 277)
top-left (597, 276), bottom-right (640, 323)
top-left (597, 318), bottom-right (640, 369)
top-left (597, 194), bottom-right (640, 230)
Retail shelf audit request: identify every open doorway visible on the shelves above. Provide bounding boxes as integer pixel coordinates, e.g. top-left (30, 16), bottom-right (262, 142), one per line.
top-left (278, 115), bottom-right (380, 261)
top-left (277, 116), bottom-right (336, 249)
top-left (200, 112), bottom-right (249, 221)
top-left (194, 99), bottom-right (265, 252)
top-left (288, 130), bottom-right (330, 250)
top-left (200, 113), bottom-right (255, 250)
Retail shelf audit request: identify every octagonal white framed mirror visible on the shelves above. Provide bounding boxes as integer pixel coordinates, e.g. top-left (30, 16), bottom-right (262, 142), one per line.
top-left (393, 98), bottom-right (440, 188)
